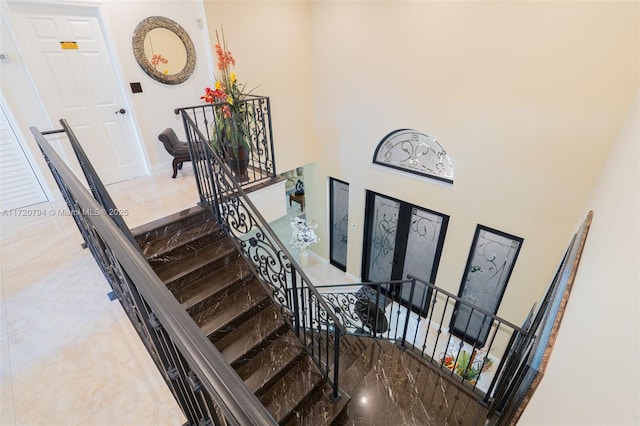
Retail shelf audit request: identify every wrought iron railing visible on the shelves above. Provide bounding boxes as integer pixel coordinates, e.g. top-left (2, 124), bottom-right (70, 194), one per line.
top-left (31, 125), bottom-right (277, 426)
top-left (315, 277), bottom-right (530, 408)
top-left (177, 109), bottom-right (346, 400)
top-left (175, 96), bottom-right (276, 188)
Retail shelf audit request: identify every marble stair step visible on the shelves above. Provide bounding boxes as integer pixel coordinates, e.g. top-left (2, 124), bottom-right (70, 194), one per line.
top-left (335, 335), bottom-right (372, 376)
top-left (132, 205), bottom-right (211, 246)
top-left (196, 280), bottom-right (271, 342)
top-left (142, 219), bottom-right (224, 264)
top-left (300, 330), bottom-right (364, 380)
top-left (337, 338), bottom-right (384, 396)
top-left (237, 331), bottom-right (306, 396)
top-left (156, 237), bottom-right (238, 292)
top-left (259, 356), bottom-right (324, 424)
top-left (177, 257), bottom-right (253, 314)
top-left (217, 303), bottom-right (290, 368)
top-left (281, 382), bottom-right (350, 426)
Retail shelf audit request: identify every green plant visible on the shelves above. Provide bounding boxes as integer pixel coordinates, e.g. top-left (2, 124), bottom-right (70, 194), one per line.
top-left (454, 351), bottom-right (480, 380)
top-left (441, 350), bottom-right (494, 383)
top-left (200, 27), bottom-right (255, 156)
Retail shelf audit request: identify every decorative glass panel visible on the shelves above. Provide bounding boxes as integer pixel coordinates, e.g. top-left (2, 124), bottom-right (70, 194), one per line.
top-left (401, 207), bottom-right (445, 280)
top-left (451, 225), bottom-right (523, 347)
top-left (329, 178), bottom-right (349, 271)
top-left (373, 129), bottom-right (453, 184)
top-left (366, 196), bottom-right (400, 282)
top-left (399, 207), bottom-right (447, 309)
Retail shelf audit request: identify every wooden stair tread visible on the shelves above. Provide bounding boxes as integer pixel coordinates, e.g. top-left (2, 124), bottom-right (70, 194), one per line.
top-left (238, 331), bottom-right (306, 396)
top-left (196, 280), bottom-right (270, 337)
top-left (218, 304), bottom-right (289, 366)
top-left (260, 356), bottom-right (324, 424)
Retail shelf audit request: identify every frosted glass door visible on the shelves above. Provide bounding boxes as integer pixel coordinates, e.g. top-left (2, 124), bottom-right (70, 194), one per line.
top-left (399, 207), bottom-right (447, 310)
top-left (365, 194), bottom-right (400, 282)
top-left (450, 225), bottom-right (523, 346)
top-left (329, 178), bottom-right (349, 271)
top-left (363, 191), bottom-right (448, 314)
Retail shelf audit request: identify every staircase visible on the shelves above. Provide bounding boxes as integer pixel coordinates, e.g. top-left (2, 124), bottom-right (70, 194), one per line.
top-left (131, 205), bottom-right (349, 425)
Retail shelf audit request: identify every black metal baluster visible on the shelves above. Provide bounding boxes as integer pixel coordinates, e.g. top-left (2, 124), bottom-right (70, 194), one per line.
top-left (401, 278), bottom-right (417, 347)
top-left (432, 294), bottom-right (452, 363)
top-left (332, 331), bottom-right (341, 400)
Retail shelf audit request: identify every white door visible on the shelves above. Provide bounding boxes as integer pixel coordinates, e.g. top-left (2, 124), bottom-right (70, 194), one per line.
top-left (10, 5), bottom-right (146, 185)
top-left (0, 105), bottom-right (48, 211)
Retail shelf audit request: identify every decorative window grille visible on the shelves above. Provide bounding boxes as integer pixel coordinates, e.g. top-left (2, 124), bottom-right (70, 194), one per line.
top-left (372, 129), bottom-right (453, 184)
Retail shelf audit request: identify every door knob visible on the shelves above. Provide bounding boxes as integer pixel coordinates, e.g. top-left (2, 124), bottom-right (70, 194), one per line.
top-left (115, 108), bottom-right (126, 115)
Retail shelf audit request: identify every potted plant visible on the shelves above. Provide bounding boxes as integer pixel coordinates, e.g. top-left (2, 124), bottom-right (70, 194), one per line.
top-left (201, 27), bottom-right (255, 180)
top-left (441, 349), bottom-right (494, 385)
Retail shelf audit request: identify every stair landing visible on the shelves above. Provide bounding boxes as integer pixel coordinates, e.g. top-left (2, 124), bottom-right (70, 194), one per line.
top-left (335, 336), bottom-right (489, 425)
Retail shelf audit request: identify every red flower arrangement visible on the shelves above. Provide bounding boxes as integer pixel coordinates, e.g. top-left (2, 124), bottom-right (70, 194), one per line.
top-left (200, 27), bottom-right (254, 154)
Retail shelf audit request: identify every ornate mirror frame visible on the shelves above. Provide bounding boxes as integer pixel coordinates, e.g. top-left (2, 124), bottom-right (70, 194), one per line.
top-left (132, 16), bottom-right (196, 85)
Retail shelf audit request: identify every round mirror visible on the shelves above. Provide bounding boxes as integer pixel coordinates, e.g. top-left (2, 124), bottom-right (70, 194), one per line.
top-left (133, 16), bottom-right (196, 85)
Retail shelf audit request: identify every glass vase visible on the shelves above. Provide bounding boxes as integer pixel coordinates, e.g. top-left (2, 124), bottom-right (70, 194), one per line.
top-left (298, 246), bottom-right (309, 267)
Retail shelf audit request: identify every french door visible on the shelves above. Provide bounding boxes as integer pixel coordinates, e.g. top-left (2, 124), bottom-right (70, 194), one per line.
top-left (362, 191), bottom-right (449, 312)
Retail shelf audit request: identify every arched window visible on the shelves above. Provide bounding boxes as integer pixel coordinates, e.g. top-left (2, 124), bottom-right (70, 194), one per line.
top-left (372, 129), bottom-right (453, 184)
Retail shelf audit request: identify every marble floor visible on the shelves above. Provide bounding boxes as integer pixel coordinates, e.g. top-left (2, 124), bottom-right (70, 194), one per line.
top-left (1, 165), bottom-right (487, 425)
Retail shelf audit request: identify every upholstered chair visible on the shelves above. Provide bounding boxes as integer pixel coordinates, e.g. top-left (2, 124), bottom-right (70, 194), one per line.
top-left (158, 128), bottom-right (191, 178)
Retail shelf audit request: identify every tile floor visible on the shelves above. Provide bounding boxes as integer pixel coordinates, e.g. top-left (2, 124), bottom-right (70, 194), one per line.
top-left (0, 165), bottom-right (356, 425)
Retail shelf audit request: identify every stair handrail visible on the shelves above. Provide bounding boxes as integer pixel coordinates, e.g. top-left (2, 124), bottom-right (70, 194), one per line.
top-left (177, 109), bottom-right (347, 398)
top-left (40, 119), bottom-right (138, 248)
top-left (314, 278), bottom-right (524, 335)
top-left (31, 125), bottom-right (278, 426)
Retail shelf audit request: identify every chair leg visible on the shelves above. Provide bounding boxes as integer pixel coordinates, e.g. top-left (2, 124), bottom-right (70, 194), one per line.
top-left (172, 158), bottom-right (179, 178)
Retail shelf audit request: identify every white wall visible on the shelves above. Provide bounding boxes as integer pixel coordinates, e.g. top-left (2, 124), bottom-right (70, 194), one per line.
top-left (100, 0), bottom-right (215, 174)
top-left (1, 0), bottom-right (216, 193)
top-left (202, 1), bottom-right (317, 175)
top-left (305, 1), bottom-right (639, 326)
top-left (200, 1), bottom-right (639, 344)
top-left (519, 91), bottom-right (640, 425)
